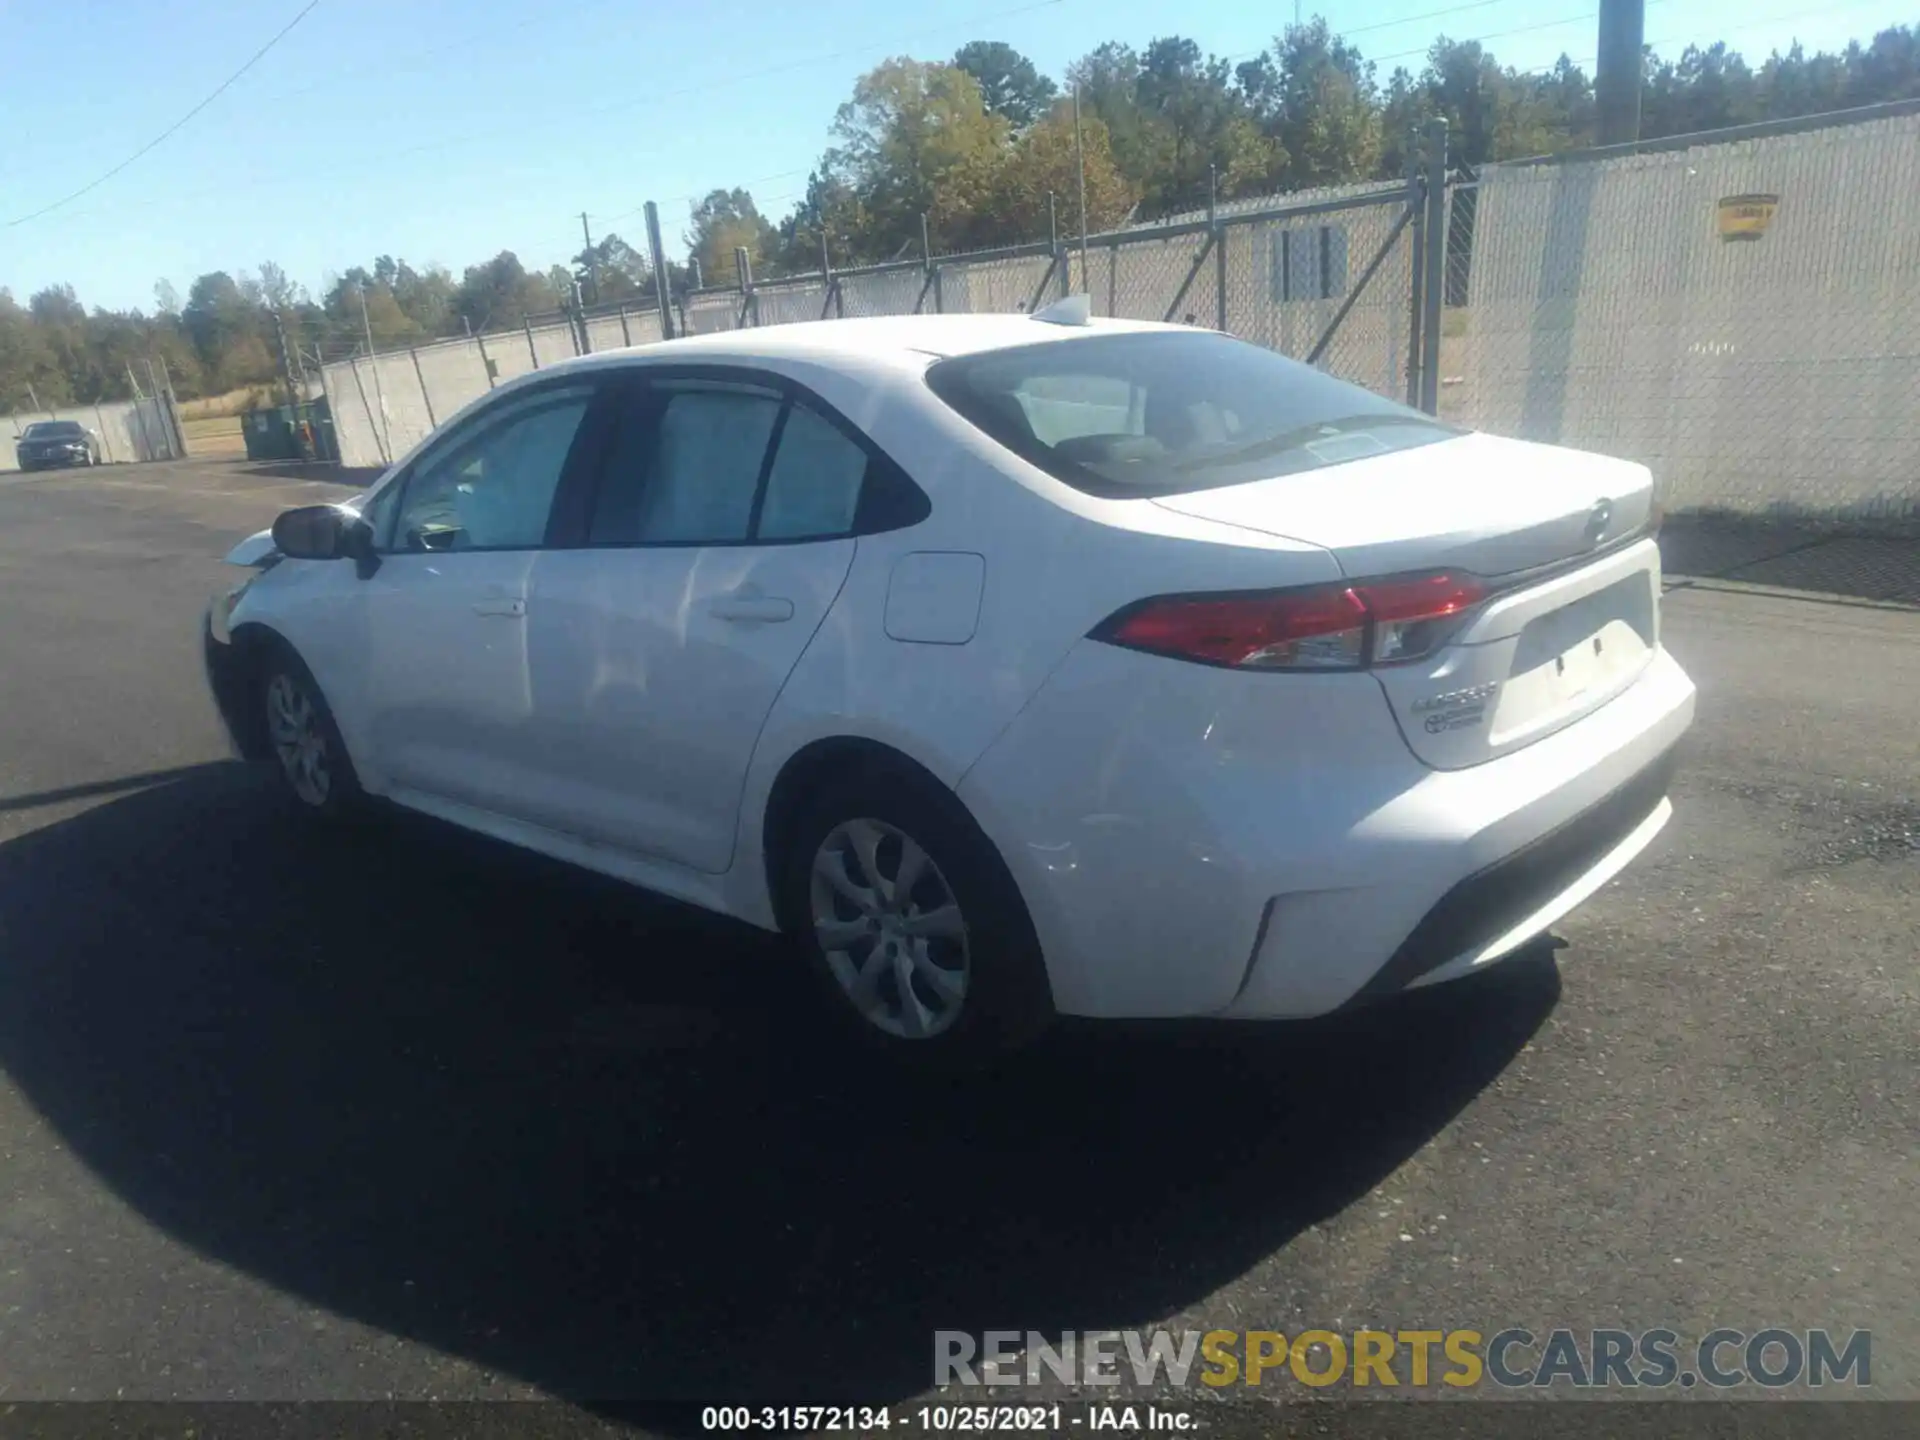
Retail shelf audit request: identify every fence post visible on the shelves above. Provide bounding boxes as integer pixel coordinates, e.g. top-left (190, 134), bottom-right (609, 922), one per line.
top-left (736, 246), bottom-right (757, 328)
top-left (313, 341), bottom-right (342, 460)
top-left (409, 347), bottom-right (437, 429)
top-left (644, 201), bottom-right (675, 340)
top-left (1211, 166), bottom-right (1228, 331)
top-left (618, 304), bottom-right (633, 347)
top-left (571, 280), bottom-right (592, 355)
top-left (93, 403), bottom-right (114, 463)
top-left (125, 365), bottom-right (154, 460)
top-left (1108, 242), bottom-right (1118, 317)
top-left (474, 331), bottom-right (497, 388)
top-left (525, 318), bottom-right (539, 370)
top-left (1404, 130), bottom-right (1425, 409)
top-left (153, 355), bottom-right (188, 459)
top-left (347, 354), bottom-right (386, 466)
top-left (1417, 118), bottom-right (1449, 416)
top-left (1050, 193), bottom-right (1068, 299)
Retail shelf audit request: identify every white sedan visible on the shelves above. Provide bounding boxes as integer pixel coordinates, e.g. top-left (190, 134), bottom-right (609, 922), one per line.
top-left (204, 306), bottom-right (1695, 1060)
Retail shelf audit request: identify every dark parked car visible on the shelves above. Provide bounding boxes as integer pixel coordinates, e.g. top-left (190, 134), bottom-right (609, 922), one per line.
top-left (15, 419), bottom-right (101, 471)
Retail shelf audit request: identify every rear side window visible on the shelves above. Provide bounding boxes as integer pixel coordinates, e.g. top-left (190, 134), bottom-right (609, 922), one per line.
top-left (591, 381), bottom-right (785, 545)
top-left (584, 370), bottom-right (929, 546)
top-left (924, 330), bottom-right (1459, 499)
top-left (758, 403), bottom-right (868, 540)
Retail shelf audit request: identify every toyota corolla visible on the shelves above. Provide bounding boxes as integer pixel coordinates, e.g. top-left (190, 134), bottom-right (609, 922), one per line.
top-left (203, 308), bottom-right (1695, 1060)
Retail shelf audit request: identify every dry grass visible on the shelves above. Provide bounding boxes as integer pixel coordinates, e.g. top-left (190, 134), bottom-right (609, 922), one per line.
top-left (177, 385), bottom-right (276, 421)
top-left (183, 415), bottom-right (247, 457)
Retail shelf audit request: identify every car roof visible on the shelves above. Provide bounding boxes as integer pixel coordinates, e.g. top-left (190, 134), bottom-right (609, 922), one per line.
top-left (539, 311), bottom-right (1194, 379)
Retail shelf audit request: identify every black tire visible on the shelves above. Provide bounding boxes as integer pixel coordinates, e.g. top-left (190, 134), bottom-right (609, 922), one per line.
top-left (256, 643), bottom-right (365, 821)
top-left (777, 758), bottom-right (1055, 1065)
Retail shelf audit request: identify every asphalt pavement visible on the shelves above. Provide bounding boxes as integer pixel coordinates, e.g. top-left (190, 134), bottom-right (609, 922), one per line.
top-left (0, 459), bottom-right (1914, 1410)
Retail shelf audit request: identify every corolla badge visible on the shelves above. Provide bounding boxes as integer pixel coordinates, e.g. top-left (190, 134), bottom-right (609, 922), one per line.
top-left (1413, 681), bottom-right (1500, 735)
top-left (1585, 498), bottom-right (1614, 545)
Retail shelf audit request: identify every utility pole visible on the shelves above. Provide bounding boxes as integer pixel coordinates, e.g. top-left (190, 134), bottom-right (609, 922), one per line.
top-left (643, 201), bottom-right (675, 340)
top-left (579, 211), bottom-right (599, 306)
top-left (1073, 83), bottom-right (1090, 292)
top-left (1595, 0), bottom-right (1645, 146)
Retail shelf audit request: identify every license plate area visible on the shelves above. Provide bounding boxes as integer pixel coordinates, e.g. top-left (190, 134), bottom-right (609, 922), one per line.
top-left (1489, 575), bottom-right (1655, 746)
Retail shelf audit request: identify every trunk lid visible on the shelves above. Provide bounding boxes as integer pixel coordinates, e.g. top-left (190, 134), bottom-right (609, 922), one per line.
top-left (1149, 431), bottom-right (1655, 578)
top-left (1150, 432), bottom-right (1663, 769)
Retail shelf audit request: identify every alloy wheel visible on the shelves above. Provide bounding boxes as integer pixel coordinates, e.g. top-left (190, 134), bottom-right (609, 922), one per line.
top-left (265, 672), bottom-right (331, 807)
top-left (809, 817), bottom-right (970, 1039)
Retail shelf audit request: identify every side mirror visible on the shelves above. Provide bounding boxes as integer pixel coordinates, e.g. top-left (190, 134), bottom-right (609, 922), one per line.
top-left (270, 504), bottom-right (379, 576)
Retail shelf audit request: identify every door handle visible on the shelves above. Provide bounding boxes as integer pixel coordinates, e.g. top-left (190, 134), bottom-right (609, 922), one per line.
top-left (708, 595), bottom-right (795, 624)
top-left (472, 596), bottom-right (525, 618)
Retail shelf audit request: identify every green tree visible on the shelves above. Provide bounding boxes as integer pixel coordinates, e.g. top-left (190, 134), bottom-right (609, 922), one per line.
top-left (819, 58), bottom-right (1011, 259)
top-left (1240, 20), bottom-right (1382, 187)
top-left (572, 233), bottom-right (651, 304)
top-left (451, 252), bottom-right (554, 332)
top-left (967, 103), bottom-right (1138, 248)
top-left (180, 272), bottom-right (276, 390)
top-left (0, 288), bottom-right (68, 412)
top-left (685, 191), bottom-right (779, 287)
top-left (1071, 37), bottom-right (1277, 216)
top-left (952, 40), bottom-right (1058, 129)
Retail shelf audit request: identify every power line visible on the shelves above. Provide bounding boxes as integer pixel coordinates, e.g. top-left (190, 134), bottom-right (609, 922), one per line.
top-left (10, 0), bottom-right (1066, 238)
top-left (7, 0), bottom-right (326, 227)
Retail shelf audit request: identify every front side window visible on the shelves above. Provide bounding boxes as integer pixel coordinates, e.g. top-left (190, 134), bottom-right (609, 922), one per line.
top-left (925, 330), bottom-right (1459, 499)
top-left (390, 383), bottom-right (593, 551)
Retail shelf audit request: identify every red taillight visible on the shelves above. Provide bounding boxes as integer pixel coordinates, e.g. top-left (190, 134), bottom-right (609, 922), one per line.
top-left (1352, 573), bottom-right (1486, 665)
top-left (1096, 572), bottom-right (1487, 671)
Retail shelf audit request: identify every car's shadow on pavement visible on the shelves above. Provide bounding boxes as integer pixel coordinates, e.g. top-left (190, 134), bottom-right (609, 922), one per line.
top-left (0, 765), bottom-right (1559, 1408)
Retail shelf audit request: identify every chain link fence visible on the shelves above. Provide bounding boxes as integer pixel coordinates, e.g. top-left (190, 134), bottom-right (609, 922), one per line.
top-left (319, 177), bottom-right (1423, 470)
top-left (314, 102), bottom-right (1920, 542)
top-left (2, 394), bottom-right (184, 472)
top-left (1451, 103), bottom-right (1920, 529)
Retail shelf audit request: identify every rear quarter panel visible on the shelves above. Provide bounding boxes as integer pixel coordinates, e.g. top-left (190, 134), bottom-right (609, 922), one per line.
top-left (720, 369), bottom-right (1349, 928)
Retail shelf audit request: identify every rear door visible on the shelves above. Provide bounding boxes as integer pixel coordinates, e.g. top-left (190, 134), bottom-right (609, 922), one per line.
top-left (522, 366), bottom-right (917, 873)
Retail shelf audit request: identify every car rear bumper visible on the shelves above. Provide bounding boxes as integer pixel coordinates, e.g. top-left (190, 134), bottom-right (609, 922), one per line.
top-left (958, 639), bottom-right (1696, 1021)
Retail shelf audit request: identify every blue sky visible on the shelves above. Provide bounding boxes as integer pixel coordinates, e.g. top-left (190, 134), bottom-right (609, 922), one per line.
top-left (0, 0), bottom-right (1910, 311)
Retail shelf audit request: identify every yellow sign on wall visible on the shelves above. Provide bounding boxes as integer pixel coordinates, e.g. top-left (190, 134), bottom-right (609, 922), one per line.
top-left (1717, 194), bottom-right (1780, 240)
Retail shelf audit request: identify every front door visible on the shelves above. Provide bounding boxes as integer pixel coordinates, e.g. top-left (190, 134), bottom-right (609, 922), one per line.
top-left (359, 377), bottom-right (601, 815)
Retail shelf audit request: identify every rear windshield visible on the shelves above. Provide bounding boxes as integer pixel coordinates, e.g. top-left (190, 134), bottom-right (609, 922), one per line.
top-left (924, 329), bottom-right (1459, 498)
top-left (24, 421), bottom-right (83, 438)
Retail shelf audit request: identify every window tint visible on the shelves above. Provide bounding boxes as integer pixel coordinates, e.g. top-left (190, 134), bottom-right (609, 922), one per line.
top-left (757, 403), bottom-right (868, 540)
top-left (592, 382), bottom-right (782, 545)
top-left (925, 330), bottom-right (1459, 499)
top-left (392, 385), bottom-right (591, 551)
top-left (1014, 373), bottom-right (1137, 446)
